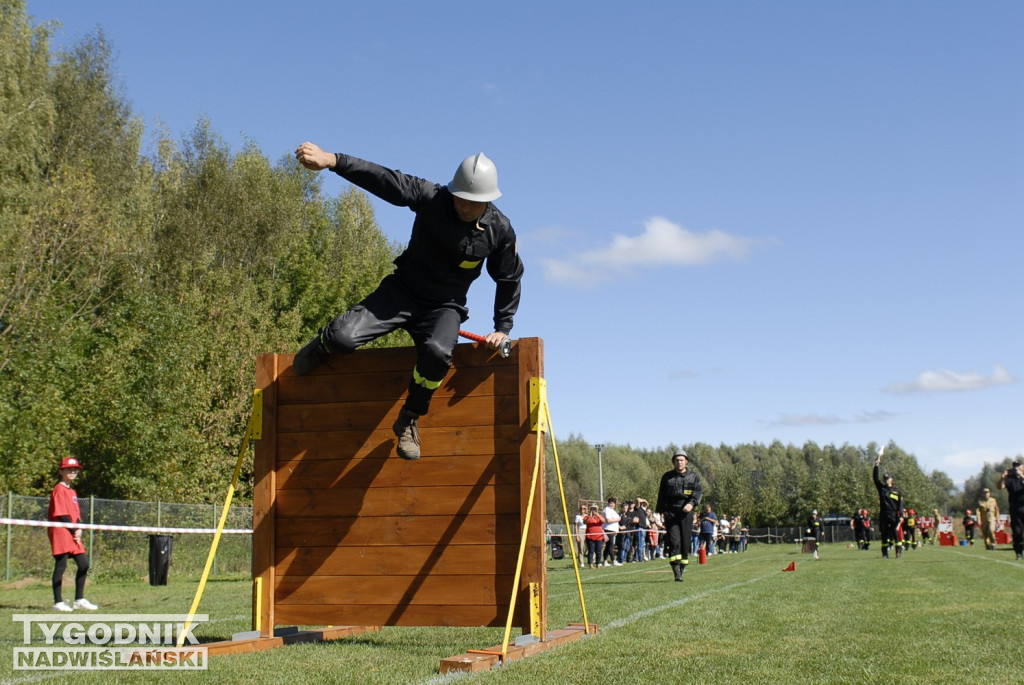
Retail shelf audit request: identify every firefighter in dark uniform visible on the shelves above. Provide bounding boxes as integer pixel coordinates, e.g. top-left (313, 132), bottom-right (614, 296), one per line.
top-left (807, 510), bottom-right (823, 559)
top-left (655, 450), bottom-right (703, 582)
top-left (861, 509), bottom-right (873, 550)
top-left (292, 143), bottom-right (524, 460)
top-left (998, 459), bottom-right (1024, 560)
top-left (962, 509), bottom-right (977, 545)
top-left (873, 447), bottom-right (904, 559)
top-left (852, 508), bottom-right (869, 550)
top-left (903, 509), bottom-right (918, 550)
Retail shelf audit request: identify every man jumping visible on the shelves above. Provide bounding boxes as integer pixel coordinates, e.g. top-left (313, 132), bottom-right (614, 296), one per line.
top-left (292, 144), bottom-right (524, 460)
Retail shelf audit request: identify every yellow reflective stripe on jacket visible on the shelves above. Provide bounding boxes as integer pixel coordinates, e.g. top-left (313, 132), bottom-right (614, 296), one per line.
top-left (412, 367), bottom-right (442, 390)
top-left (459, 259), bottom-right (482, 269)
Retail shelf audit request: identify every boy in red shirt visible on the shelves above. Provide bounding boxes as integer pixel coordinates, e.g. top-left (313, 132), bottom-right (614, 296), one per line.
top-left (48, 457), bottom-right (98, 611)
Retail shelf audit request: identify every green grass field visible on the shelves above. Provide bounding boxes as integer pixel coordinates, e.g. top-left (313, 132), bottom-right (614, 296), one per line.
top-left (1, 542), bottom-right (1020, 684)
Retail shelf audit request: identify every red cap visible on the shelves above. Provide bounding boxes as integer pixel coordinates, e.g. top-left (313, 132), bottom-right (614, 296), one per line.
top-left (59, 457), bottom-right (82, 470)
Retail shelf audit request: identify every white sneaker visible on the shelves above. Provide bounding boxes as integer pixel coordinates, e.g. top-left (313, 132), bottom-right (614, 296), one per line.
top-left (602, 561), bottom-right (610, 567)
top-left (53, 601), bottom-right (74, 612)
top-left (613, 561), bottom-right (623, 566)
top-left (73, 598), bottom-right (98, 611)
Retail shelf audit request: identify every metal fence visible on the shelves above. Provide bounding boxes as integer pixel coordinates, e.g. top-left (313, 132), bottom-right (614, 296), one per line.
top-left (1, 492), bottom-right (252, 582)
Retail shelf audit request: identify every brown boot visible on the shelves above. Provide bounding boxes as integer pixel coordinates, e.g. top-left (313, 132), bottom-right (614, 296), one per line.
top-left (392, 408), bottom-right (421, 460)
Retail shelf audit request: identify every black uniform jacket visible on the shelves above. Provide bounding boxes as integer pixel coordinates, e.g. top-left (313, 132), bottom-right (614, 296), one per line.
top-left (655, 469), bottom-right (703, 515)
top-left (332, 154), bottom-right (524, 332)
top-left (874, 465), bottom-right (903, 519)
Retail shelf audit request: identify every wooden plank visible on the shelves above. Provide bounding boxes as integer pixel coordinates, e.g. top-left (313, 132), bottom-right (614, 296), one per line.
top-left (277, 341), bottom-right (517, 379)
top-left (277, 366), bottom-right (520, 405)
top-left (275, 395), bottom-right (520, 434)
top-left (275, 484), bottom-right (521, 518)
top-left (276, 454), bottom-right (521, 490)
top-left (275, 574), bottom-right (514, 606)
top-left (275, 544), bottom-right (521, 576)
top-left (273, 603), bottom-right (510, 628)
top-left (439, 623), bottom-right (599, 674)
top-left (279, 368), bottom-right (411, 404)
top-left (277, 425), bottom-right (521, 461)
top-left (253, 354), bottom-right (278, 637)
top-left (275, 514), bottom-right (522, 547)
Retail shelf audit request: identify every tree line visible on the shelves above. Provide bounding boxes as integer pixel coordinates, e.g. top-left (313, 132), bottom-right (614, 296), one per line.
top-left (1, 2), bottom-right (402, 500)
top-left (1, 2), bottom-right (1018, 521)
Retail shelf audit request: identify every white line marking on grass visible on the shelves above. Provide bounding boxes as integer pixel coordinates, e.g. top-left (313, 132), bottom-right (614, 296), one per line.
top-left (420, 569), bottom-right (780, 685)
top-left (602, 572), bottom-right (774, 630)
top-left (949, 550), bottom-right (1024, 569)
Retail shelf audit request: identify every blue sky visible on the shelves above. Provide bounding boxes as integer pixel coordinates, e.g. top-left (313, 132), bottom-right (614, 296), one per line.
top-left (31, 1), bottom-right (1022, 486)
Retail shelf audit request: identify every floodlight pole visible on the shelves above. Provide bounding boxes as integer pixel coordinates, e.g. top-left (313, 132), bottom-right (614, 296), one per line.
top-left (595, 444), bottom-right (604, 503)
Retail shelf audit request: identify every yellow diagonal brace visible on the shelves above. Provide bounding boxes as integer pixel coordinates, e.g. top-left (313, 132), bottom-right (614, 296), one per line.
top-left (177, 389), bottom-right (261, 646)
top-left (544, 400), bottom-right (591, 633)
top-left (499, 378), bottom-right (592, 658)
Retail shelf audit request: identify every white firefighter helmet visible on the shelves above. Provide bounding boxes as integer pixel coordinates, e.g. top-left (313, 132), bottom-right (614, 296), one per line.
top-left (449, 152), bottom-right (501, 202)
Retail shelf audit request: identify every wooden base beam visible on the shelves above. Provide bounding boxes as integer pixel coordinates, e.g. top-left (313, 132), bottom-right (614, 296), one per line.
top-left (438, 623), bottom-right (598, 674)
top-left (203, 625), bottom-right (379, 657)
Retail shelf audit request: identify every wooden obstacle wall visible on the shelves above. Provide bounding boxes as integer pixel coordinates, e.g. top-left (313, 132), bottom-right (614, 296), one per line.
top-left (251, 337), bottom-right (545, 634)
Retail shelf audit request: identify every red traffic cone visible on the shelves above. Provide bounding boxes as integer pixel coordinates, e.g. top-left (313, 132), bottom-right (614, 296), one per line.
top-left (699, 546), bottom-right (707, 565)
top-left (783, 561), bottom-right (796, 572)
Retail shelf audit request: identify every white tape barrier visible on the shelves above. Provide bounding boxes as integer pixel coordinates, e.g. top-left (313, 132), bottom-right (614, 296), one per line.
top-left (0, 518), bottom-right (252, 535)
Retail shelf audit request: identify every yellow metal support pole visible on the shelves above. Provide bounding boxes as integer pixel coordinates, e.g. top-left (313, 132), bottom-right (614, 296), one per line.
top-left (177, 389), bottom-right (262, 647)
top-left (529, 582), bottom-right (541, 638)
top-left (500, 380), bottom-right (546, 657)
top-left (252, 577), bottom-right (262, 632)
top-left (498, 378), bottom-right (593, 657)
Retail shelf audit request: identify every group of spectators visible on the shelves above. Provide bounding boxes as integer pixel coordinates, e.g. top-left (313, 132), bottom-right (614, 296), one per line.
top-left (573, 499), bottom-right (749, 570)
top-left (696, 505), bottom-right (748, 555)
top-left (575, 497), bottom-right (662, 568)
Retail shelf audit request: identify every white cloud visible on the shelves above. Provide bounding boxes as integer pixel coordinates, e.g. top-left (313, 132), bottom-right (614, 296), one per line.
top-left (767, 410), bottom-right (899, 428)
top-left (931, 447), bottom-right (1014, 487)
top-left (882, 364), bottom-right (1016, 395)
top-left (774, 412), bottom-right (844, 426)
top-left (542, 216), bottom-right (754, 287)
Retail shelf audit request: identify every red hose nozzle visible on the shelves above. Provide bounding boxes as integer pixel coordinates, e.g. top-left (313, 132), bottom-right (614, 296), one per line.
top-left (459, 329), bottom-right (512, 358)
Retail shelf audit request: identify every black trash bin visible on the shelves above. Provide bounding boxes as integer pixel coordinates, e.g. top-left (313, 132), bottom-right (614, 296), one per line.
top-left (149, 535), bottom-right (173, 586)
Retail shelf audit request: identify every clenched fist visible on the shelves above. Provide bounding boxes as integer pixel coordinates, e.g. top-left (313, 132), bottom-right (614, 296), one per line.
top-left (295, 142), bottom-right (336, 171)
